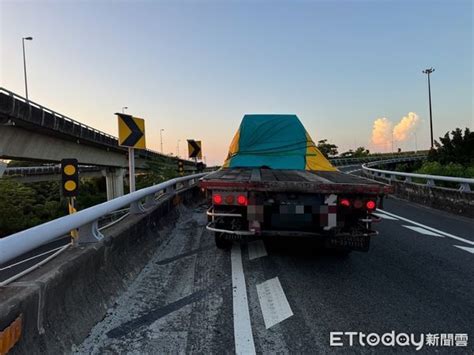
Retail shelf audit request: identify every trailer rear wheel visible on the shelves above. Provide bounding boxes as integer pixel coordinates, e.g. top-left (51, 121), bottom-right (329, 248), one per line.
top-left (215, 233), bottom-right (232, 250)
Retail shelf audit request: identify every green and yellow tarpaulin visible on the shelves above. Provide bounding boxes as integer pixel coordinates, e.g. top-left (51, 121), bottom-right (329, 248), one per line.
top-left (223, 114), bottom-right (337, 171)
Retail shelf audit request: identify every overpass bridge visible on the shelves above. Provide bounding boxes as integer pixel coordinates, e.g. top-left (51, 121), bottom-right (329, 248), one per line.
top-left (0, 88), bottom-right (198, 199)
top-left (0, 157), bottom-right (472, 353)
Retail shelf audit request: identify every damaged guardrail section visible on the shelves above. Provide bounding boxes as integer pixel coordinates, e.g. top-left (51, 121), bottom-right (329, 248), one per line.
top-left (0, 173), bottom-right (206, 354)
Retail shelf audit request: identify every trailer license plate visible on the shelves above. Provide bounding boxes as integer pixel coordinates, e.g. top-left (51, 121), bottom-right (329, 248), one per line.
top-left (329, 234), bottom-right (370, 251)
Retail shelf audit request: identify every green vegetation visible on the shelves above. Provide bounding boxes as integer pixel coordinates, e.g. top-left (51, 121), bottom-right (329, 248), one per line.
top-left (416, 161), bottom-right (474, 178)
top-left (416, 128), bottom-right (473, 178)
top-left (317, 139), bottom-right (339, 158)
top-left (393, 128), bottom-right (474, 179)
top-left (340, 146), bottom-right (370, 158)
top-left (0, 158), bottom-right (181, 237)
top-left (0, 178), bottom-right (108, 237)
top-left (428, 128), bottom-right (473, 167)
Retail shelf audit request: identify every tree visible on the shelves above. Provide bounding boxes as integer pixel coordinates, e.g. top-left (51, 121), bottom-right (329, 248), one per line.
top-left (0, 180), bottom-right (39, 237)
top-left (317, 139), bottom-right (338, 158)
top-left (428, 128), bottom-right (474, 166)
top-left (340, 146), bottom-right (370, 158)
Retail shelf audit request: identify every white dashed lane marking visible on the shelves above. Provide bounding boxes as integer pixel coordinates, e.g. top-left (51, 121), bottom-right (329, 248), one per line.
top-left (377, 209), bottom-right (474, 246)
top-left (248, 240), bottom-right (267, 260)
top-left (231, 243), bottom-right (256, 355)
top-left (256, 277), bottom-right (293, 329)
top-left (454, 245), bottom-right (474, 254)
top-left (402, 225), bottom-right (444, 237)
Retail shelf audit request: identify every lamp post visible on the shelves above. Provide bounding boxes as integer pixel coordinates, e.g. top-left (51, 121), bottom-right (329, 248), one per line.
top-left (422, 67), bottom-right (435, 149)
top-left (176, 139), bottom-right (181, 157)
top-left (160, 129), bottom-right (164, 153)
top-left (122, 106), bottom-right (128, 114)
top-left (22, 36), bottom-right (33, 100)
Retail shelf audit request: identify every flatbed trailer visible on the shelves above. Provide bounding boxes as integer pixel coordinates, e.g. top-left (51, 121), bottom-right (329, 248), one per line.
top-left (200, 168), bottom-right (393, 253)
top-left (200, 168), bottom-right (392, 194)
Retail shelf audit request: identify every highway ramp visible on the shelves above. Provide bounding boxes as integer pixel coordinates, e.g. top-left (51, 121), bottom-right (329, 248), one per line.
top-left (74, 197), bottom-right (474, 353)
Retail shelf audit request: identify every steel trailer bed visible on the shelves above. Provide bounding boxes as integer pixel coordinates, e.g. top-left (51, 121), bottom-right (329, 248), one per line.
top-left (200, 168), bottom-right (393, 195)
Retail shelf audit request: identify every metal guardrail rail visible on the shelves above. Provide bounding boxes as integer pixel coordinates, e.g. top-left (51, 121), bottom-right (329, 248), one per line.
top-left (4, 165), bottom-right (101, 176)
top-left (330, 152), bottom-right (428, 166)
top-left (362, 157), bottom-right (473, 192)
top-left (0, 173), bottom-right (207, 265)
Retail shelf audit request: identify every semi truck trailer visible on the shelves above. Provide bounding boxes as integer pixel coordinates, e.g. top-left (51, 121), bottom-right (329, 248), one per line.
top-left (200, 114), bottom-right (392, 253)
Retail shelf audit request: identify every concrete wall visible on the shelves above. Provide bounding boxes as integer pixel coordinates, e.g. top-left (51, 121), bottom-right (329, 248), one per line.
top-left (365, 174), bottom-right (474, 218)
top-left (0, 187), bottom-right (203, 354)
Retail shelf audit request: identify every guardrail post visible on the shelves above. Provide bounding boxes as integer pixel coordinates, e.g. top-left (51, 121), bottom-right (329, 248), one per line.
top-left (77, 220), bottom-right (104, 244)
top-left (130, 200), bottom-right (146, 214)
top-left (405, 177), bottom-right (412, 183)
top-left (166, 184), bottom-right (176, 195)
top-left (426, 179), bottom-right (435, 187)
top-left (460, 183), bottom-right (471, 192)
top-left (143, 194), bottom-right (157, 209)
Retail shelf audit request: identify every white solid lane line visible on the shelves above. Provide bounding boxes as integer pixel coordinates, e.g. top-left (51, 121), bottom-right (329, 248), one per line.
top-left (377, 209), bottom-right (474, 246)
top-left (231, 243), bottom-right (256, 355)
top-left (372, 212), bottom-right (398, 220)
top-left (256, 277), bottom-right (294, 329)
top-left (402, 225), bottom-right (444, 237)
top-left (248, 240), bottom-right (268, 261)
top-left (454, 245), bottom-right (474, 254)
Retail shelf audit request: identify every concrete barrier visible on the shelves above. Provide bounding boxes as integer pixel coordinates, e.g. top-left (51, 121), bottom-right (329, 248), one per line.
top-left (0, 186), bottom-right (203, 354)
top-left (366, 174), bottom-right (474, 218)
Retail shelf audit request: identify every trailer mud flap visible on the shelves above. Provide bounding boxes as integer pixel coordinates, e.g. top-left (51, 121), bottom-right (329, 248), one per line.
top-left (328, 234), bottom-right (370, 251)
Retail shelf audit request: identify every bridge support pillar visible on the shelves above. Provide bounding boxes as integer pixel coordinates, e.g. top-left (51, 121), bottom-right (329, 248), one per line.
top-left (103, 168), bottom-right (125, 200)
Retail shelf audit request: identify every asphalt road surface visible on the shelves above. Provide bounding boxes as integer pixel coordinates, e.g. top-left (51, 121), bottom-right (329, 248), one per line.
top-left (74, 195), bottom-right (474, 354)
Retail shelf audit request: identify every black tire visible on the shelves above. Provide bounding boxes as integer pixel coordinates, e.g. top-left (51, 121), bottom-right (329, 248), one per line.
top-left (215, 233), bottom-right (232, 250)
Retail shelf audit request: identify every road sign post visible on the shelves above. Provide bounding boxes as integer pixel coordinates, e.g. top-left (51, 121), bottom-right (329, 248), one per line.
top-left (116, 113), bottom-right (146, 193)
top-left (61, 159), bottom-right (79, 240)
top-left (129, 147), bottom-right (136, 192)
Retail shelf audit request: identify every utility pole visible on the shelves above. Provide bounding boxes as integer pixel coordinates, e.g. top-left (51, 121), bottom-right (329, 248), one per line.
top-left (160, 129), bottom-right (164, 153)
top-left (22, 36), bottom-right (33, 100)
top-left (422, 67), bottom-right (435, 149)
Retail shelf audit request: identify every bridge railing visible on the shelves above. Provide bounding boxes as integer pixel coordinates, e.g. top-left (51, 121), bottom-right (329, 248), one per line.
top-left (0, 87), bottom-right (197, 166)
top-left (362, 157), bottom-right (473, 192)
top-left (329, 152), bottom-right (428, 166)
top-left (0, 173), bottom-right (207, 266)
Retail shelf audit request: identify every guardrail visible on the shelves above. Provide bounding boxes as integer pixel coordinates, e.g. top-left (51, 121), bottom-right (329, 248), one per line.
top-left (362, 157), bottom-right (473, 192)
top-left (4, 165), bottom-right (101, 176)
top-left (0, 173), bottom-right (207, 265)
top-left (330, 152), bottom-right (428, 166)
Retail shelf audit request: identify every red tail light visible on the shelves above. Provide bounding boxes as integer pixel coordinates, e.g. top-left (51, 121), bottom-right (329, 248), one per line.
top-left (237, 195), bottom-right (248, 206)
top-left (225, 195), bottom-right (235, 204)
top-left (339, 198), bottom-right (351, 207)
top-left (366, 200), bottom-right (376, 210)
top-left (213, 194), bottom-right (223, 205)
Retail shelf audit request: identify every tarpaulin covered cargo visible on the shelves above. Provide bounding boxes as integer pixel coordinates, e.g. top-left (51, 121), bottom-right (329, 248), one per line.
top-left (223, 114), bottom-right (337, 171)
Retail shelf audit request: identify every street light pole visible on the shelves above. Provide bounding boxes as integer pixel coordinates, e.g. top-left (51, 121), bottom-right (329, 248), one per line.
top-left (422, 67), bottom-right (435, 149)
top-left (160, 129), bottom-right (164, 153)
top-left (176, 139), bottom-right (181, 157)
top-left (22, 37), bottom-right (33, 100)
top-left (122, 106), bottom-right (128, 114)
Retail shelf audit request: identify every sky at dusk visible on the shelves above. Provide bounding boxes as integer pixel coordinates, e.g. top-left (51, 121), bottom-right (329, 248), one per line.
top-left (1, 0), bottom-right (472, 165)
